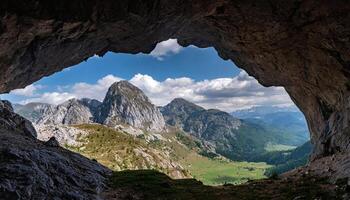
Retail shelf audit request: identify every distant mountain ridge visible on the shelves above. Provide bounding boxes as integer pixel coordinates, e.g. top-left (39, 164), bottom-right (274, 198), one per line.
top-left (231, 105), bottom-right (309, 146)
top-left (14, 82), bottom-right (310, 162)
top-left (160, 98), bottom-right (308, 161)
top-left (15, 81), bottom-right (165, 132)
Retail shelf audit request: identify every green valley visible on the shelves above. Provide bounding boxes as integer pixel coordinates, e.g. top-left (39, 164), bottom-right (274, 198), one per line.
top-left (66, 124), bottom-right (271, 185)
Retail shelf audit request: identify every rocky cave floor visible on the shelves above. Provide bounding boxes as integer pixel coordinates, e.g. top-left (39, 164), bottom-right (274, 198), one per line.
top-left (0, 128), bottom-right (349, 200)
top-left (103, 170), bottom-right (349, 200)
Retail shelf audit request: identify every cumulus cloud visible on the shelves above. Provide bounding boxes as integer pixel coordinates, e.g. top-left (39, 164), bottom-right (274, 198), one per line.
top-left (21, 92), bottom-right (76, 105)
top-left (130, 72), bottom-right (293, 111)
top-left (10, 84), bottom-right (41, 97)
top-left (20, 75), bottom-right (123, 105)
top-left (150, 39), bottom-right (183, 60)
top-left (18, 72), bottom-right (293, 112)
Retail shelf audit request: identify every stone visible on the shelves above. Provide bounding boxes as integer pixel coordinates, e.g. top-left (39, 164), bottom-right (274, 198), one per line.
top-left (0, 127), bottom-right (110, 199)
top-left (0, 100), bottom-right (37, 138)
top-left (0, 0), bottom-right (349, 181)
top-left (37, 98), bottom-right (101, 125)
top-left (44, 136), bottom-right (60, 147)
top-left (96, 81), bottom-right (166, 132)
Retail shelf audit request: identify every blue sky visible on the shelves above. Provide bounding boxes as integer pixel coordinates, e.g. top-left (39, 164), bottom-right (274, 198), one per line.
top-left (0, 39), bottom-right (293, 111)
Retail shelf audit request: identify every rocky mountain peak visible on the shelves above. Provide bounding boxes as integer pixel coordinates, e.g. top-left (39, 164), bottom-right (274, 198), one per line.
top-left (105, 81), bottom-right (150, 103)
top-left (160, 98), bottom-right (204, 128)
top-left (37, 98), bottom-right (100, 125)
top-left (97, 81), bottom-right (166, 132)
top-left (168, 98), bottom-right (204, 110)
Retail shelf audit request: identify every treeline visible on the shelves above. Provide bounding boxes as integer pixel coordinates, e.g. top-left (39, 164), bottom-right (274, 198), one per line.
top-left (252, 141), bottom-right (312, 176)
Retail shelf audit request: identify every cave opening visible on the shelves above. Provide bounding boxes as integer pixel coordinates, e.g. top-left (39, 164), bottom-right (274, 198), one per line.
top-left (0, 39), bottom-right (311, 186)
top-left (0, 1), bottom-right (349, 198)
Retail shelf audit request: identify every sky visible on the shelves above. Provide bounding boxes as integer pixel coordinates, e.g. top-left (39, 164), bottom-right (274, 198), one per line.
top-left (0, 39), bottom-right (294, 112)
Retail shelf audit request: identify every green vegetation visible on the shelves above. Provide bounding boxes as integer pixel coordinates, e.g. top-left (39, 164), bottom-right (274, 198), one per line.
top-left (264, 143), bottom-right (296, 152)
top-left (66, 125), bottom-right (272, 185)
top-left (157, 130), bottom-right (271, 185)
top-left (66, 124), bottom-right (311, 186)
top-left (265, 157), bottom-right (308, 177)
top-left (181, 152), bottom-right (271, 185)
top-left (106, 170), bottom-right (342, 200)
top-left (254, 141), bottom-right (312, 176)
top-left (67, 124), bottom-right (190, 178)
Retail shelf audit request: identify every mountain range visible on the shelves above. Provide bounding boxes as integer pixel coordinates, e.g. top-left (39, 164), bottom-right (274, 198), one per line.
top-left (14, 81), bottom-right (165, 132)
top-left (13, 81), bottom-right (311, 163)
top-left (231, 105), bottom-right (309, 146)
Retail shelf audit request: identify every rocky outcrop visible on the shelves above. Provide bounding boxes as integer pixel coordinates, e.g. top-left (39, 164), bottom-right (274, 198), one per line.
top-left (161, 98), bottom-right (245, 159)
top-left (161, 98), bottom-right (241, 138)
top-left (0, 100), bottom-right (36, 138)
top-left (0, 0), bottom-right (349, 180)
top-left (0, 102), bottom-right (110, 199)
top-left (13, 102), bottom-right (54, 123)
top-left (37, 98), bottom-right (101, 125)
top-left (34, 124), bottom-right (89, 146)
top-left (160, 98), bottom-right (205, 129)
top-left (97, 81), bottom-right (165, 132)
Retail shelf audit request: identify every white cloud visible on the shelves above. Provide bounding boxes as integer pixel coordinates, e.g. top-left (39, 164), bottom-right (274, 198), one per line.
top-left (10, 84), bottom-right (41, 97)
top-left (150, 39), bottom-right (183, 60)
top-left (18, 72), bottom-right (293, 112)
top-left (130, 71), bottom-right (294, 111)
top-left (71, 75), bottom-right (123, 101)
top-left (20, 75), bottom-right (123, 105)
top-left (21, 92), bottom-right (76, 105)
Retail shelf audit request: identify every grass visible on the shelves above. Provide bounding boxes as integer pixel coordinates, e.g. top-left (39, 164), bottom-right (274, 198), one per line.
top-left (180, 152), bottom-right (270, 185)
top-left (264, 143), bottom-right (296, 152)
top-left (67, 124), bottom-right (271, 186)
top-left (67, 124), bottom-right (190, 178)
top-left (105, 170), bottom-right (343, 200)
top-left (158, 130), bottom-right (271, 185)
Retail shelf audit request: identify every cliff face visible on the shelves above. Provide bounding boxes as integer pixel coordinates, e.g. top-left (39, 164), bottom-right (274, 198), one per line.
top-left (0, 0), bottom-right (349, 180)
top-left (0, 100), bottom-right (36, 138)
top-left (37, 98), bottom-right (100, 125)
top-left (0, 100), bottom-right (110, 199)
top-left (97, 81), bottom-right (165, 132)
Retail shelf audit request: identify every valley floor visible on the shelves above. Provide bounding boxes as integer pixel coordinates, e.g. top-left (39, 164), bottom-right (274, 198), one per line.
top-left (66, 124), bottom-right (271, 185)
top-left (179, 152), bottom-right (270, 185)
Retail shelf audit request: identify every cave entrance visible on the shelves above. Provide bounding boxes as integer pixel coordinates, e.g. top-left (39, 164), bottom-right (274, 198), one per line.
top-left (0, 39), bottom-right (311, 185)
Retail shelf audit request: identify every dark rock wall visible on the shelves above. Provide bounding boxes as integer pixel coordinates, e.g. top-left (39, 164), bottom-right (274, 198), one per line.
top-left (0, 0), bottom-right (349, 172)
top-left (0, 101), bottom-right (111, 199)
top-left (0, 100), bottom-right (36, 138)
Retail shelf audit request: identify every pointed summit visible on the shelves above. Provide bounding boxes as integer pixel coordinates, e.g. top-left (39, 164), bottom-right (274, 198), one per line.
top-left (96, 81), bottom-right (165, 132)
top-left (160, 98), bottom-right (204, 128)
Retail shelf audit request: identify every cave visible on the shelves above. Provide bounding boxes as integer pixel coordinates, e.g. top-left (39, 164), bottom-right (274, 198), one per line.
top-left (0, 0), bottom-right (349, 199)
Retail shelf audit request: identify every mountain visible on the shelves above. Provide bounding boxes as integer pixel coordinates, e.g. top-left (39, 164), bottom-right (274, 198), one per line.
top-left (65, 124), bottom-right (191, 179)
top-left (161, 98), bottom-right (301, 161)
top-left (232, 105), bottom-right (300, 118)
top-left (13, 102), bottom-right (53, 123)
top-left (37, 98), bottom-right (101, 125)
top-left (160, 98), bottom-right (205, 129)
top-left (231, 106), bottom-right (309, 146)
top-left (16, 81), bottom-right (165, 132)
top-left (96, 81), bottom-right (165, 132)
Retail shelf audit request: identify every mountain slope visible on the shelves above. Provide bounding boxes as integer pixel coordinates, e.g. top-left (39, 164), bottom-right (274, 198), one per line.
top-left (96, 81), bottom-right (165, 132)
top-left (161, 98), bottom-right (309, 161)
top-left (13, 102), bottom-right (54, 123)
top-left (37, 98), bottom-right (101, 125)
top-left (67, 124), bottom-right (190, 179)
top-left (231, 106), bottom-right (309, 146)
top-left (251, 141), bottom-right (313, 176)
top-left (160, 98), bottom-right (205, 129)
